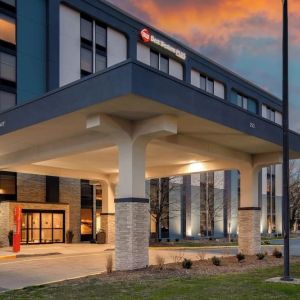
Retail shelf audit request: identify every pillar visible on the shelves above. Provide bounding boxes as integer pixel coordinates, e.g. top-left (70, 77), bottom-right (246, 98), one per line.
top-left (101, 181), bottom-right (115, 244)
top-left (238, 166), bottom-right (261, 255)
top-left (115, 138), bottom-right (149, 270)
top-left (86, 114), bottom-right (177, 270)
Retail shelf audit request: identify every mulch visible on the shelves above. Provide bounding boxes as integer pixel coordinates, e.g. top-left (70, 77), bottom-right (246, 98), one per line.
top-left (51, 255), bottom-right (300, 287)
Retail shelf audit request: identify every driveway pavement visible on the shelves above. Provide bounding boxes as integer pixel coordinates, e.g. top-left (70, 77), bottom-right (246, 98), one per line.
top-left (0, 239), bottom-right (297, 292)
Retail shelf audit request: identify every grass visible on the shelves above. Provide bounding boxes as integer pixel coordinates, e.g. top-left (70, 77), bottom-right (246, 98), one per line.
top-left (1, 263), bottom-right (300, 300)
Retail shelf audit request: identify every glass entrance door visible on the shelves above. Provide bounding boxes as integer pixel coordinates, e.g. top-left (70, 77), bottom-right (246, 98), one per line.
top-left (21, 210), bottom-right (65, 244)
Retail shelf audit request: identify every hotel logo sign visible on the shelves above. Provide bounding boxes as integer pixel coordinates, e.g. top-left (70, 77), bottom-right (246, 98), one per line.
top-left (140, 28), bottom-right (186, 61)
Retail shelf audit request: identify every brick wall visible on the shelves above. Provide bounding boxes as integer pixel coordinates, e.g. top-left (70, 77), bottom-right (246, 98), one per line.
top-left (17, 173), bottom-right (46, 203)
top-left (60, 178), bottom-right (81, 243)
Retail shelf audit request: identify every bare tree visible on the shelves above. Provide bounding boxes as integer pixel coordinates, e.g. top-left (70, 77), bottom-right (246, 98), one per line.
top-left (147, 177), bottom-right (181, 241)
top-left (289, 161), bottom-right (300, 231)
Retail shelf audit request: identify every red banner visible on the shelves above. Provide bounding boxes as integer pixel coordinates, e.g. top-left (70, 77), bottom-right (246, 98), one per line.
top-left (13, 206), bottom-right (21, 253)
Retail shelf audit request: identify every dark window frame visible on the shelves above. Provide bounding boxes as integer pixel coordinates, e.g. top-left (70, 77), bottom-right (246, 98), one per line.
top-left (0, 171), bottom-right (16, 200)
top-left (21, 210), bottom-right (65, 244)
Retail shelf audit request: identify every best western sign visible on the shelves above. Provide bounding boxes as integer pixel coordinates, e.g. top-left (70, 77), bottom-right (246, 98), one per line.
top-left (140, 28), bottom-right (186, 61)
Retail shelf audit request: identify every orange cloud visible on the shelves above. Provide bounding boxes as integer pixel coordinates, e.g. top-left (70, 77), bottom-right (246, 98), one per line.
top-left (110, 0), bottom-right (300, 49)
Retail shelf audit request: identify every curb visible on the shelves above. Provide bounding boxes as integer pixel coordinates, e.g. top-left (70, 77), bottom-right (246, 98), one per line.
top-left (0, 255), bottom-right (16, 261)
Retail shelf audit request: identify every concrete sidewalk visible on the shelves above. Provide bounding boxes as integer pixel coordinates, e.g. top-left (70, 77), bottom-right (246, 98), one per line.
top-left (0, 243), bottom-right (113, 260)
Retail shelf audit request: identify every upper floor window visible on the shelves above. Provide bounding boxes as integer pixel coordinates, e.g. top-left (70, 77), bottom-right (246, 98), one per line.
top-left (150, 50), bottom-right (159, 70)
top-left (231, 91), bottom-right (258, 114)
top-left (137, 43), bottom-right (183, 80)
top-left (0, 13), bottom-right (16, 45)
top-left (0, 171), bottom-right (16, 200)
top-left (160, 54), bottom-right (169, 74)
top-left (95, 24), bottom-right (106, 48)
top-left (0, 51), bottom-right (16, 82)
top-left (191, 69), bottom-right (225, 99)
top-left (80, 17), bottom-right (107, 77)
top-left (0, 90), bottom-right (15, 112)
top-left (81, 18), bottom-right (93, 42)
top-left (262, 104), bottom-right (282, 125)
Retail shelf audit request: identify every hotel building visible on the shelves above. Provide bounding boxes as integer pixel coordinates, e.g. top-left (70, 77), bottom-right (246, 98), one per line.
top-left (0, 0), bottom-right (299, 270)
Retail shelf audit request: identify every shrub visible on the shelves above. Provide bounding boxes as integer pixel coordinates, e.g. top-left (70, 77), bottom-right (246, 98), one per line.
top-left (106, 254), bottom-right (113, 273)
top-left (256, 253), bottom-right (265, 260)
top-left (8, 230), bottom-right (13, 247)
top-left (182, 258), bottom-right (193, 269)
top-left (175, 238), bottom-right (179, 242)
top-left (272, 248), bottom-right (283, 258)
top-left (263, 240), bottom-right (271, 245)
top-left (236, 252), bottom-right (245, 262)
top-left (156, 255), bottom-right (165, 270)
top-left (211, 256), bottom-right (221, 266)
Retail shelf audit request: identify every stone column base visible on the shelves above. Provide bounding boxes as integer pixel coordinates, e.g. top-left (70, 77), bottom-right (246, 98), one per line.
top-left (238, 208), bottom-right (261, 255)
top-left (115, 198), bottom-right (149, 271)
top-left (101, 213), bottom-right (115, 244)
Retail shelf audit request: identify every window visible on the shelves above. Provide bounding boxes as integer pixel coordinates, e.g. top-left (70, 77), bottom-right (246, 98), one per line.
top-left (262, 105), bottom-right (282, 125)
top-left (80, 16), bottom-right (108, 78)
top-left (95, 24), bottom-right (106, 48)
top-left (150, 50), bottom-right (159, 69)
top-left (0, 171), bottom-right (16, 200)
top-left (0, 51), bottom-right (16, 82)
top-left (95, 53), bottom-right (106, 72)
top-left (81, 18), bottom-right (93, 42)
top-left (206, 78), bottom-right (214, 94)
top-left (247, 98), bottom-right (258, 114)
top-left (267, 108), bottom-right (275, 122)
top-left (232, 91), bottom-right (258, 114)
top-left (191, 70), bottom-right (225, 99)
top-left (200, 75), bottom-right (206, 90)
top-left (236, 94), bottom-right (243, 107)
top-left (160, 55), bottom-right (169, 73)
top-left (0, 13), bottom-right (16, 45)
top-left (0, 90), bottom-right (15, 112)
top-left (81, 47), bottom-right (93, 74)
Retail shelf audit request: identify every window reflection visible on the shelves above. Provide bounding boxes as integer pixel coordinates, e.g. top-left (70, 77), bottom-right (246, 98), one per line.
top-left (0, 13), bottom-right (16, 45)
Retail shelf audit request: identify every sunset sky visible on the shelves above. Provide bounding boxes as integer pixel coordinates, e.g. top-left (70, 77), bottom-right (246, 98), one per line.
top-left (108, 0), bottom-right (300, 132)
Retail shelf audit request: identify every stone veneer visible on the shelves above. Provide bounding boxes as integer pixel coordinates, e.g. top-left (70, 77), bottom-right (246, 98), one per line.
top-left (115, 201), bottom-right (149, 270)
top-left (59, 178), bottom-right (81, 243)
top-left (101, 214), bottom-right (115, 244)
top-left (238, 208), bottom-right (261, 255)
top-left (0, 202), bottom-right (10, 247)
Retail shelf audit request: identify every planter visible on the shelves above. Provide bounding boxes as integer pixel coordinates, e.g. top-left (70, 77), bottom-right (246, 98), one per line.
top-left (8, 230), bottom-right (13, 247)
top-left (66, 230), bottom-right (74, 244)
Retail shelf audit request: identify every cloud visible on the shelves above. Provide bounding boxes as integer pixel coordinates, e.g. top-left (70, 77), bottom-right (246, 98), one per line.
top-left (107, 0), bottom-right (300, 132)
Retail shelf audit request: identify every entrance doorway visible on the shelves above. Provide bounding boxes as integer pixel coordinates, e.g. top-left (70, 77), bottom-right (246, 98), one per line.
top-left (21, 210), bottom-right (65, 244)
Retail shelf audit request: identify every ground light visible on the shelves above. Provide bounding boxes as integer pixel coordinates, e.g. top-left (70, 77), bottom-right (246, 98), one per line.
top-left (281, 0), bottom-right (293, 282)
